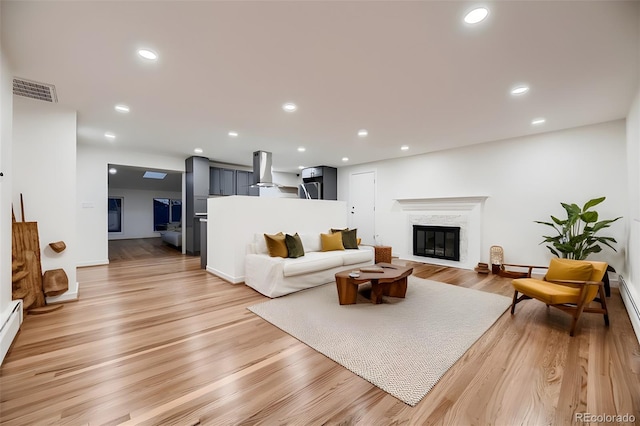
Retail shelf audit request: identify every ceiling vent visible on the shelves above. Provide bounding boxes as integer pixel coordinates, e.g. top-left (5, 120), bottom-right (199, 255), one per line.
top-left (13, 77), bottom-right (58, 102)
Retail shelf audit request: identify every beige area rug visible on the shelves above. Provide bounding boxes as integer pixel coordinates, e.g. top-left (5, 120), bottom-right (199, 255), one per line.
top-left (248, 276), bottom-right (511, 406)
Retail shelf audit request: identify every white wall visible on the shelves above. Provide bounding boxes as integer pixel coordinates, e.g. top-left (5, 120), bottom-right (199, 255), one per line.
top-left (12, 96), bottom-right (78, 302)
top-left (0, 12), bottom-right (22, 364)
top-left (0, 10), bottom-right (12, 325)
top-left (338, 120), bottom-right (628, 273)
top-left (107, 188), bottom-right (181, 240)
top-left (76, 145), bottom-right (184, 266)
top-left (207, 196), bottom-right (347, 282)
top-left (624, 87), bottom-right (640, 342)
top-left (259, 171), bottom-right (301, 198)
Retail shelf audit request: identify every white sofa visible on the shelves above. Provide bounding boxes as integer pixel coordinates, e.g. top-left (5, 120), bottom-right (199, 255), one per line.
top-left (161, 231), bottom-right (182, 247)
top-left (160, 223), bottom-right (182, 247)
top-left (245, 232), bottom-right (374, 298)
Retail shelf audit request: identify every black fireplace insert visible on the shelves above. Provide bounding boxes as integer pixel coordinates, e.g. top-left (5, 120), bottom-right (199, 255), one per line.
top-left (413, 225), bottom-right (460, 261)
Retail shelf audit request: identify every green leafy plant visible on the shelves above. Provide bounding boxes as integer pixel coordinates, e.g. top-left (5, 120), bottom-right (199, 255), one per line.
top-left (535, 196), bottom-right (622, 260)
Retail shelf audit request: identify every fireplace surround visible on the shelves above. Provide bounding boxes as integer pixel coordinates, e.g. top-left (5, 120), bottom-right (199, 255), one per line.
top-left (394, 196), bottom-right (488, 270)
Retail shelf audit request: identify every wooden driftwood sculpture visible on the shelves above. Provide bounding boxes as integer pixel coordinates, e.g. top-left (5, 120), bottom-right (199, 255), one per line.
top-left (48, 241), bottom-right (66, 253)
top-left (11, 193), bottom-right (63, 313)
top-left (12, 222), bottom-right (45, 310)
top-left (43, 269), bottom-right (68, 296)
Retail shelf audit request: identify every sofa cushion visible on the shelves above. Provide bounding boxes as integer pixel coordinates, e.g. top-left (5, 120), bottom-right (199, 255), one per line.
top-left (545, 258), bottom-right (593, 282)
top-left (264, 232), bottom-right (288, 258)
top-left (342, 248), bottom-right (373, 265)
top-left (254, 233), bottom-right (269, 254)
top-left (299, 233), bottom-right (321, 252)
top-left (321, 232), bottom-right (344, 251)
top-left (512, 278), bottom-right (581, 305)
top-left (283, 251), bottom-right (344, 277)
top-left (285, 233), bottom-right (305, 258)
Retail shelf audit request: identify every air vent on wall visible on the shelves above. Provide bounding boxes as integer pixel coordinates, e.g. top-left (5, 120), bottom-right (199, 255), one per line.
top-left (12, 77), bottom-right (58, 102)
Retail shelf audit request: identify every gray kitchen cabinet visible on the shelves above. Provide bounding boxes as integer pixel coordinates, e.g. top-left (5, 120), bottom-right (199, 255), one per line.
top-left (210, 167), bottom-right (236, 196)
top-left (185, 156), bottom-right (210, 255)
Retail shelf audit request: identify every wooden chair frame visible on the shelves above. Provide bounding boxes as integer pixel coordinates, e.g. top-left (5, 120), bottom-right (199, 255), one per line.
top-left (506, 263), bottom-right (609, 336)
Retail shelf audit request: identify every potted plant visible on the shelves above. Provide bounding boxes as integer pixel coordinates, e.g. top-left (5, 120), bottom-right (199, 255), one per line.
top-left (536, 196), bottom-right (622, 260)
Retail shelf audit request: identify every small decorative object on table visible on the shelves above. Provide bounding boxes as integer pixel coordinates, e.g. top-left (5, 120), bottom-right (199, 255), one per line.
top-left (474, 262), bottom-right (490, 274)
top-left (361, 265), bottom-right (384, 273)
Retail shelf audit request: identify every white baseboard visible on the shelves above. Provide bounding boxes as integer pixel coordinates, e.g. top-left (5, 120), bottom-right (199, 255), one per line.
top-left (1, 300), bottom-right (23, 365)
top-left (46, 283), bottom-right (79, 304)
top-left (206, 266), bottom-right (243, 284)
top-left (619, 275), bottom-right (640, 345)
top-left (77, 259), bottom-right (109, 267)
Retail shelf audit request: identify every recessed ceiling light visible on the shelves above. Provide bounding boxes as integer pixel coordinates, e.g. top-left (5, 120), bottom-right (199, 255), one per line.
top-left (531, 118), bottom-right (546, 125)
top-left (108, 168), bottom-right (117, 175)
top-left (342, 157), bottom-right (349, 162)
top-left (464, 7), bottom-right (489, 24)
top-left (282, 102), bottom-right (297, 112)
top-left (358, 129), bottom-right (368, 137)
top-left (298, 166), bottom-right (305, 170)
top-left (114, 104), bottom-right (130, 113)
top-left (400, 145), bottom-right (409, 151)
top-left (104, 132), bottom-right (116, 140)
top-left (297, 147), bottom-right (306, 152)
top-left (194, 148), bottom-right (203, 154)
top-left (138, 49), bottom-right (158, 61)
top-left (511, 85), bottom-right (529, 95)
top-left (228, 131), bottom-right (238, 137)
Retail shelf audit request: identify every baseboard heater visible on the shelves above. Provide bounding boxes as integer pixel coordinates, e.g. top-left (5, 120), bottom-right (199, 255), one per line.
top-left (619, 275), bottom-right (640, 344)
top-left (0, 300), bottom-right (23, 364)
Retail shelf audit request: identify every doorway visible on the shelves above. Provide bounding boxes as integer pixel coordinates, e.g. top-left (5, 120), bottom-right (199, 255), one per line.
top-left (348, 171), bottom-right (376, 245)
top-left (107, 164), bottom-right (184, 261)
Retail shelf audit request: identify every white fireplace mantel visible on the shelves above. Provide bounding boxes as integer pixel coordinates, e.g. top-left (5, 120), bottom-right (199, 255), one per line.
top-left (394, 196), bottom-right (489, 211)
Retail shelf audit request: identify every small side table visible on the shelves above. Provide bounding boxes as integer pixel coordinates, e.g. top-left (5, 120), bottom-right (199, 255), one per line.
top-left (374, 245), bottom-right (392, 264)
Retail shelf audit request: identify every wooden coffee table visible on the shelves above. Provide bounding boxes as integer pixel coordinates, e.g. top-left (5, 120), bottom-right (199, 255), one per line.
top-left (335, 263), bottom-right (413, 305)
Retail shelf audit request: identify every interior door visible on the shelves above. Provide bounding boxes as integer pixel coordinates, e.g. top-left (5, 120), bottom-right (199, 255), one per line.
top-left (348, 171), bottom-right (376, 245)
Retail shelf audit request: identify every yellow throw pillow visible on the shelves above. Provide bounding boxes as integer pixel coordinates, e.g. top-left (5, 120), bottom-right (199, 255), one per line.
top-left (545, 258), bottom-right (593, 282)
top-left (264, 232), bottom-right (288, 258)
top-left (321, 232), bottom-right (345, 251)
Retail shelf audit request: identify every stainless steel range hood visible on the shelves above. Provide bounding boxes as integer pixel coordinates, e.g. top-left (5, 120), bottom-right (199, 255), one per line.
top-left (252, 150), bottom-right (275, 187)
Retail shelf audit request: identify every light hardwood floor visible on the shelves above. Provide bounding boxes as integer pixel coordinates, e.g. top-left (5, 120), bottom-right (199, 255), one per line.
top-left (108, 237), bottom-right (182, 262)
top-left (1, 239), bottom-right (639, 425)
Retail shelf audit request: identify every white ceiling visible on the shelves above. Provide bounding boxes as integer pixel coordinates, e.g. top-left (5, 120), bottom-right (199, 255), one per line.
top-left (2, 1), bottom-right (638, 173)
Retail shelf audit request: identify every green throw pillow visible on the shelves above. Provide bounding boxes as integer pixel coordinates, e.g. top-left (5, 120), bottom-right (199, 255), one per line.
top-left (285, 233), bottom-right (305, 258)
top-left (341, 228), bottom-right (358, 249)
top-left (331, 228), bottom-right (359, 249)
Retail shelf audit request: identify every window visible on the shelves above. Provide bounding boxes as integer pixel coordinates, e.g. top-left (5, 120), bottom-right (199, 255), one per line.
top-left (153, 198), bottom-right (182, 231)
top-left (108, 197), bottom-right (123, 233)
